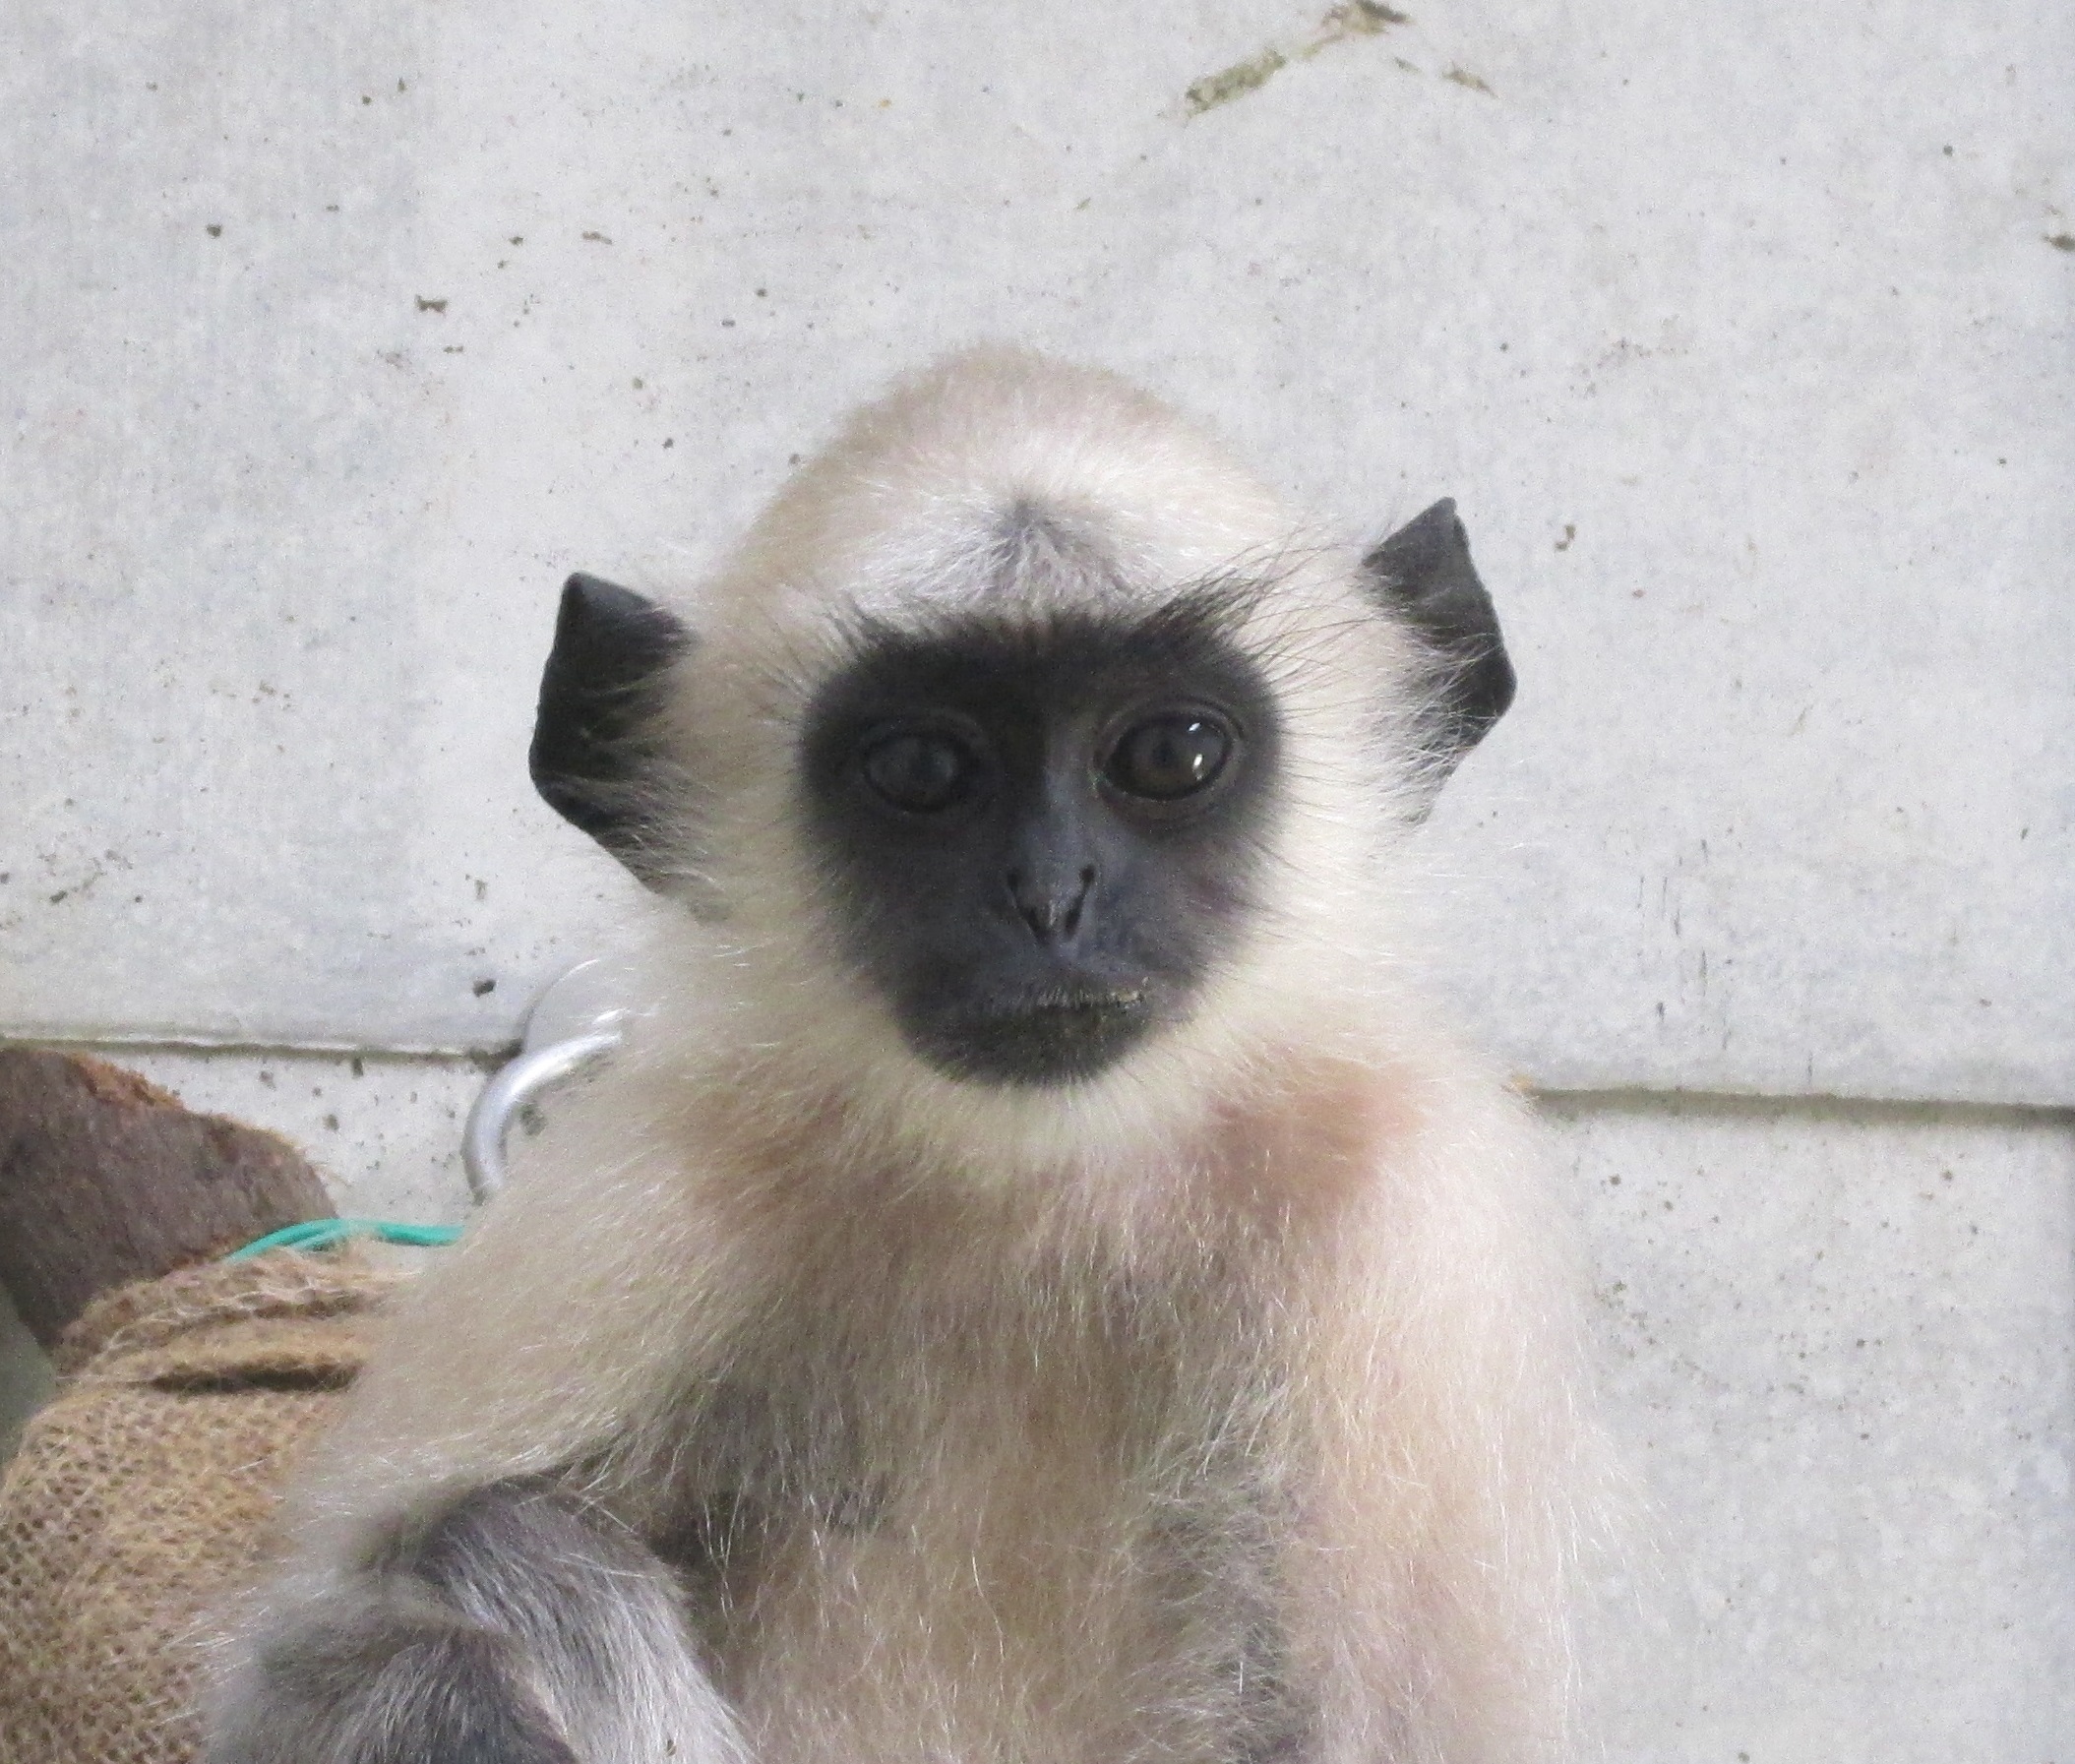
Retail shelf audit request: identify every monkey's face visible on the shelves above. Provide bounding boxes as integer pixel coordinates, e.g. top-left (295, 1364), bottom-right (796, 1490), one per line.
top-left (796, 601), bottom-right (1282, 1087)
top-left (528, 363), bottom-right (1512, 1103)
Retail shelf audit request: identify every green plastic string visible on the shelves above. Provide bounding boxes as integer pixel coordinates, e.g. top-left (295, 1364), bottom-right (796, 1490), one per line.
top-left (222, 1218), bottom-right (462, 1260)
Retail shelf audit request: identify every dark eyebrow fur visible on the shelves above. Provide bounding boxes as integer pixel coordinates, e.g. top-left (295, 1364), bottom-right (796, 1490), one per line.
top-left (830, 570), bottom-right (1282, 684)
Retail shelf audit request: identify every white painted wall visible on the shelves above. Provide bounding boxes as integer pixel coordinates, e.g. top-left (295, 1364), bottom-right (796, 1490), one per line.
top-left (2, 2), bottom-right (2068, 1756)
top-left (1563, 1096), bottom-right (2073, 1761)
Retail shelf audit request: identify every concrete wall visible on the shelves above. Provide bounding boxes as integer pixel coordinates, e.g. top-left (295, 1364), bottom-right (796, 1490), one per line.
top-left (3, 2), bottom-right (2069, 1756)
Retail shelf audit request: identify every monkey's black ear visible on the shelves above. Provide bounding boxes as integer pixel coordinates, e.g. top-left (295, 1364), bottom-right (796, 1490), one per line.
top-left (530, 575), bottom-right (693, 887)
top-left (1361, 499), bottom-right (1516, 778)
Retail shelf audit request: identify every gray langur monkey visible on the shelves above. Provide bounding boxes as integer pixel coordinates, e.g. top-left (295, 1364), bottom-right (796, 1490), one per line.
top-left (205, 348), bottom-right (1590, 1764)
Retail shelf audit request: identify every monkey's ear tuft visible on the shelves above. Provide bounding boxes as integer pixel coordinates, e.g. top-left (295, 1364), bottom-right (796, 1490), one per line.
top-left (1361, 499), bottom-right (1516, 779)
top-left (530, 575), bottom-right (693, 887)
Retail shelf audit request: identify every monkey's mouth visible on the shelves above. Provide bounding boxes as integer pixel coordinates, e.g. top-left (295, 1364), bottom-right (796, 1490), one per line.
top-left (915, 989), bottom-right (1154, 1087)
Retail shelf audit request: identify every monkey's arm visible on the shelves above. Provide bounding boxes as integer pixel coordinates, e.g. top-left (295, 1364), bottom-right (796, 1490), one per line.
top-left (1286, 1062), bottom-right (1587, 1764)
top-left (209, 1483), bottom-right (743, 1764)
top-left (205, 1127), bottom-right (756, 1764)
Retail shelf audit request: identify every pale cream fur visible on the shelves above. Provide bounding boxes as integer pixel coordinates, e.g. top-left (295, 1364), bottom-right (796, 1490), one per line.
top-left (275, 348), bottom-right (1591, 1763)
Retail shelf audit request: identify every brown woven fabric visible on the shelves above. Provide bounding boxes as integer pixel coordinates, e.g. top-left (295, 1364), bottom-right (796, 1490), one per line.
top-left (0, 1251), bottom-right (402, 1764)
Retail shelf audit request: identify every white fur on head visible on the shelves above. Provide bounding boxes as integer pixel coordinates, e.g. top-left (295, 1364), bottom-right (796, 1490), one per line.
top-left (711, 346), bottom-right (1303, 629)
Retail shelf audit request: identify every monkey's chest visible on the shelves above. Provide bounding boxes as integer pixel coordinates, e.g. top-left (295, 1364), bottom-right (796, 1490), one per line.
top-left (654, 1390), bottom-right (1301, 1764)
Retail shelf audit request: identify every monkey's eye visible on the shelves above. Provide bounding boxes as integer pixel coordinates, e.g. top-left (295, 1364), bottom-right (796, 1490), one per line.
top-left (1103, 715), bottom-right (1232, 802)
top-left (861, 730), bottom-right (979, 814)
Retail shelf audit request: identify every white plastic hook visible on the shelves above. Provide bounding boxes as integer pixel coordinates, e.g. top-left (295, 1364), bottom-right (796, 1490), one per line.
top-left (461, 959), bottom-right (631, 1201)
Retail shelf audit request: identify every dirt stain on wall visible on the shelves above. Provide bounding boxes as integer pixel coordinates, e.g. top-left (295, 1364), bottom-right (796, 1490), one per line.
top-left (1186, 47), bottom-right (1289, 115)
top-left (1185, 2), bottom-right (1414, 116)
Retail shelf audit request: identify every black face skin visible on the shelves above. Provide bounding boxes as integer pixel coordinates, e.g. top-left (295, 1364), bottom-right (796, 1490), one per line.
top-left (798, 592), bottom-right (1283, 1088)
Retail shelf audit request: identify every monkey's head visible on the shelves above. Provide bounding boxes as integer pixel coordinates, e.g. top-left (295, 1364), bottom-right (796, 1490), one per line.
top-left (530, 350), bottom-right (1511, 1110)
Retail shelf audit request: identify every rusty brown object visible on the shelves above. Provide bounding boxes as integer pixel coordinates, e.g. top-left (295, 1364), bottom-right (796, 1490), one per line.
top-left (0, 1049), bottom-right (335, 1348)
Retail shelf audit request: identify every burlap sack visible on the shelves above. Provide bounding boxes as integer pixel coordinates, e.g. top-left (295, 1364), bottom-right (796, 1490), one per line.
top-left (0, 1250), bottom-right (402, 1764)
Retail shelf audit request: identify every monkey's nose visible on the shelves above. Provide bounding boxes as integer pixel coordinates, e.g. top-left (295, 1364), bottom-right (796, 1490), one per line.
top-left (1007, 865), bottom-right (1095, 943)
